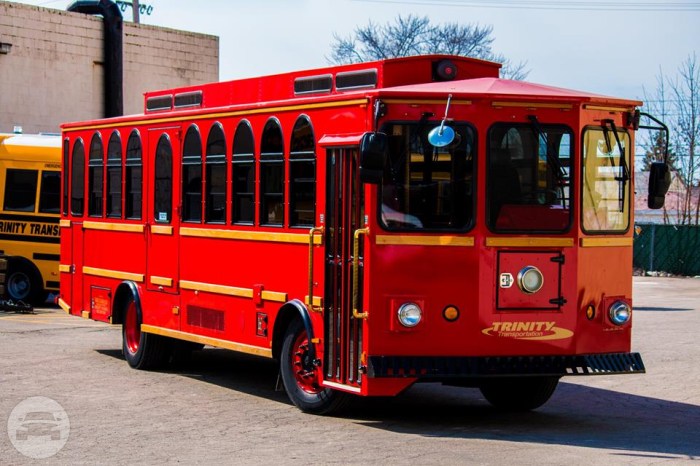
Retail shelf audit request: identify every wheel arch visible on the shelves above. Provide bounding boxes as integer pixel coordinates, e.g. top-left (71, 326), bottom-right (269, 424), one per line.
top-left (272, 299), bottom-right (316, 361)
top-left (111, 281), bottom-right (142, 325)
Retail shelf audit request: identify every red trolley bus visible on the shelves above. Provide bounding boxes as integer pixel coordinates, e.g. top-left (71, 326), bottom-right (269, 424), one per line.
top-left (58, 55), bottom-right (670, 413)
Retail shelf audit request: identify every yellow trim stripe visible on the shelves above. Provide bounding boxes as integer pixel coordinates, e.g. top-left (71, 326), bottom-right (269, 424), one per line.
top-left (57, 298), bottom-right (71, 313)
top-left (583, 104), bottom-right (632, 112)
top-left (63, 98), bottom-right (369, 132)
top-left (180, 227), bottom-right (321, 245)
top-left (492, 101), bottom-right (573, 110)
top-left (81, 311), bottom-right (91, 319)
top-left (59, 264), bottom-right (71, 273)
top-left (382, 99), bottom-right (472, 106)
top-left (180, 280), bottom-right (254, 298)
top-left (59, 219), bottom-right (71, 228)
top-left (305, 295), bottom-right (323, 308)
top-left (141, 325), bottom-right (273, 358)
top-left (83, 221), bottom-right (145, 233)
top-left (151, 225), bottom-right (173, 235)
top-left (150, 276), bottom-right (173, 287)
top-left (375, 235), bottom-right (474, 247)
top-left (83, 266), bottom-right (145, 282)
top-left (261, 290), bottom-right (288, 303)
top-left (485, 237), bottom-right (574, 248)
top-left (580, 237), bottom-right (633, 247)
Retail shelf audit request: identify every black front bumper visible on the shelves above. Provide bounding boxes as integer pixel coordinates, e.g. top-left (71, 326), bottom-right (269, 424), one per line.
top-left (367, 352), bottom-right (645, 378)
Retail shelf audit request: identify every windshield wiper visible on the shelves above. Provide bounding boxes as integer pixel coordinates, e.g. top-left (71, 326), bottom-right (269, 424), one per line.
top-left (602, 119), bottom-right (630, 212)
top-left (528, 115), bottom-right (568, 184)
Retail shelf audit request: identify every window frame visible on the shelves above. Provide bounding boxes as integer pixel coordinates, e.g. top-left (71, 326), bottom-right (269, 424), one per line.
top-left (106, 130), bottom-right (123, 218)
top-left (231, 120), bottom-right (256, 225)
top-left (125, 130), bottom-right (143, 220)
top-left (205, 122), bottom-right (227, 224)
top-left (154, 134), bottom-right (173, 224)
top-left (289, 115), bottom-right (316, 228)
top-left (88, 132), bottom-right (104, 218)
top-left (182, 125), bottom-right (203, 223)
top-left (259, 118), bottom-right (285, 227)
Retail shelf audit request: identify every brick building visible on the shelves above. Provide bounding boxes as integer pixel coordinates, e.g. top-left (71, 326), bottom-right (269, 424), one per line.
top-left (0, 1), bottom-right (219, 133)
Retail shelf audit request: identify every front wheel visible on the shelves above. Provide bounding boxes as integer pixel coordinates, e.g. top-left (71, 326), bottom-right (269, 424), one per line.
top-left (479, 376), bottom-right (559, 411)
top-left (279, 319), bottom-right (349, 415)
top-left (122, 295), bottom-right (170, 370)
top-left (6, 261), bottom-right (45, 306)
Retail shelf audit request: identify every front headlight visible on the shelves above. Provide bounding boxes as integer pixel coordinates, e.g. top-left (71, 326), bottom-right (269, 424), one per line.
top-left (397, 302), bottom-right (422, 327)
top-left (608, 300), bottom-right (632, 325)
top-left (517, 266), bottom-right (544, 294)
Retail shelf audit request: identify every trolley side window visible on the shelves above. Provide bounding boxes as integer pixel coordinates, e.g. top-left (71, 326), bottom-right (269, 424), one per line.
top-left (3, 169), bottom-right (38, 212)
top-left (88, 133), bottom-right (104, 217)
top-left (154, 135), bottom-right (173, 224)
top-left (260, 118), bottom-right (285, 226)
top-left (289, 115), bottom-right (316, 228)
top-left (106, 131), bottom-right (123, 218)
top-left (71, 139), bottom-right (85, 216)
top-left (232, 121), bottom-right (255, 225)
top-left (182, 125), bottom-right (203, 223)
top-left (125, 131), bottom-right (142, 220)
top-left (205, 123), bottom-right (226, 224)
top-left (39, 171), bottom-right (61, 214)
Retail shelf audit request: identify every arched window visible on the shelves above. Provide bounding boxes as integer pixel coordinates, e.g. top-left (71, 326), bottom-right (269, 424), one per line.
top-left (154, 134), bottom-right (172, 224)
top-left (182, 125), bottom-right (202, 223)
top-left (70, 139), bottom-right (85, 216)
top-left (125, 130), bottom-right (142, 219)
top-left (289, 116), bottom-right (316, 227)
top-left (62, 139), bottom-right (70, 216)
top-left (260, 118), bottom-right (284, 226)
top-left (106, 131), bottom-right (122, 218)
top-left (88, 133), bottom-right (103, 217)
top-left (205, 123), bottom-right (226, 224)
top-left (231, 120), bottom-right (255, 224)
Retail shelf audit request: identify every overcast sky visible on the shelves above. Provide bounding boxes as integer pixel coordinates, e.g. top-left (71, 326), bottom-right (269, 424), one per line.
top-left (12, 0), bottom-right (700, 105)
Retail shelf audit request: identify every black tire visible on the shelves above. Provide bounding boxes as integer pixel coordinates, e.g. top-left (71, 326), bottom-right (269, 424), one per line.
top-left (280, 319), bottom-right (350, 415)
top-left (479, 376), bottom-right (559, 411)
top-left (6, 261), bottom-right (45, 306)
top-left (121, 294), bottom-right (170, 370)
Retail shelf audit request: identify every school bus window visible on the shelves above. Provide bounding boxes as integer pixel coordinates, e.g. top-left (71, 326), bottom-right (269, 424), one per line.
top-left (3, 169), bottom-right (38, 212)
top-left (232, 120), bottom-right (255, 225)
top-left (182, 125), bottom-right (203, 223)
top-left (62, 139), bottom-right (69, 216)
top-left (154, 134), bottom-right (172, 224)
top-left (289, 115), bottom-right (315, 227)
top-left (260, 118), bottom-right (284, 226)
top-left (106, 131), bottom-right (122, 218)
top-left (39, 171), bottom-right (61, 214)
top-left (71, 138), bottom-right (85, 216)
top-left (88, 132), bottom-right (104, 217)
top-left (125, 130), bottom-right (142, 220)
top-left (205, 123), bottom-right (226, 224)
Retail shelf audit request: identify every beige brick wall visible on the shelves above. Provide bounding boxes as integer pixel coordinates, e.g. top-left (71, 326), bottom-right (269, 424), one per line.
top-left (0, 1), bottom-right (219, 133)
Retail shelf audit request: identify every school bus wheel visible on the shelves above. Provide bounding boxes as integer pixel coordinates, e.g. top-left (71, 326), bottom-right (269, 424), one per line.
top-left (6, 258), bottom-right (46, 306)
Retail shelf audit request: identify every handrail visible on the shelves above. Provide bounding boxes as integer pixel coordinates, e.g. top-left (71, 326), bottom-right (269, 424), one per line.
top-left (352, 227), bottom-right (370, 319)
top-left (307, 226), bottom-right (324, 312)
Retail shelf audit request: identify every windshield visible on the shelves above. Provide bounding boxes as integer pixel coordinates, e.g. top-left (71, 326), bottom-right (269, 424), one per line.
top-left (582, 127), bottom-right (631, 232)
top-left (379, 122), bottom-right (475, 231)
top-left (487, 123), bottom-right (572, 232)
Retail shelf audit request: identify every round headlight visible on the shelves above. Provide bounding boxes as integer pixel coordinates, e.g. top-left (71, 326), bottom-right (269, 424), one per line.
top-left (517, 266), bottom-right (544, 294)
top-left (608, 301), bottom-right (631, 326)
top-left (397, 303), bottom-right (422, 328)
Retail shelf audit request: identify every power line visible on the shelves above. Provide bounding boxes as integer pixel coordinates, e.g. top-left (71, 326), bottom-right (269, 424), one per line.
top-left (352, 0), bottom-right (700, 11)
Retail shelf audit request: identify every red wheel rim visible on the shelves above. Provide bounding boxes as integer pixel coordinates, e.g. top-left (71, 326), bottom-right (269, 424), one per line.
top-left (124, 302), bottom-right (140, 354)
top-left (291, 331), bottom-right (321, 394)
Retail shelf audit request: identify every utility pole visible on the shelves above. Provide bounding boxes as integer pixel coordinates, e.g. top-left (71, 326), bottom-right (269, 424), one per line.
top-left (132, 0), bottom-right (140, 23)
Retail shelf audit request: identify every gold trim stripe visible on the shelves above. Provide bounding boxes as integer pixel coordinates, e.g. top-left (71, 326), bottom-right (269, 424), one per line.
top-left (261, 290), bottom-right (288, 303)
top-left (580, 237), bottom-right (633, 247)
top-left (63, 98), bottom-right (369, 132)
top-left (151, 225), bottom-right (173, 235)
top-left (305, 295), bottom-right (323, 308)
top-left (382, 99), bottom-right (472, 106)
top-left (150, 276), bottom-right (173, 287)
top-left (83, 266), bottom-right (145, 283)
top-left (141, 324), bottom-right (273, 358)
top-left (485, 237), bottom-right (574, 248)
top-left (492, 101), bottom-right (573, 110)
top-left (81, 311), bottom-right (91, 319)
top-left (180, 227), bottom-right (321, 245)
top-left (180, 280), bottom-right (253, 298)
top-left (59, 219), bottom-right (71, 228)
top-left (59, 264), bottom-right (71, 273)
top-left (375, 235), bottom-right (474, 247)
top-left (57, 298), bottom-right (71, 313)
top-left (583, 104), bottom-right (633, 112)
top-left (83, 221), bottom-right (145, 233)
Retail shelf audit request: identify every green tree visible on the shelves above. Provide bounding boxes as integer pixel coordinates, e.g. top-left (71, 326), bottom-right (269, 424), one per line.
top-left (328, 14), bottom-right (528, 80)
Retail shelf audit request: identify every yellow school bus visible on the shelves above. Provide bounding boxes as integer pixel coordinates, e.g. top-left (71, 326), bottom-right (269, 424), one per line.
top-left (0, 133), bottom-right (61, 304)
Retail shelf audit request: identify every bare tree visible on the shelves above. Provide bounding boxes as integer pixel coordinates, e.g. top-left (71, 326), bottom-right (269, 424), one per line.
top-left (329, 14), bottom-right (528, 80)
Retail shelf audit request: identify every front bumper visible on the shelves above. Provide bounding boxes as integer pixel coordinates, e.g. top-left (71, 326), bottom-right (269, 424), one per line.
top-left (367, 352), bottom-right (645, 378)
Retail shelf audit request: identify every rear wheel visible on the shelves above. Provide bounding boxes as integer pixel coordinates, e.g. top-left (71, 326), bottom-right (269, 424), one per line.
top-left (479, 376), bottom-right (559, 411)
top-left (6, 261), bottom-right (45, 306)
top-left (280, 319), bottom-right (349, 414)
top-left (122, 295), bottom-right (170, 370)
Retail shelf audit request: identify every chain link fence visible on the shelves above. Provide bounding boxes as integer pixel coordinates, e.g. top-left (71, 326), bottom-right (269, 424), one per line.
top-left (633, 223), bottom-right (700, 276)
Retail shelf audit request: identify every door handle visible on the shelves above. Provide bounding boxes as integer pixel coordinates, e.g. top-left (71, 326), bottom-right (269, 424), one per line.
top-left (307, 226), bottom-right (324, 312)
top-left (352, 227), bottom-right (370, 319)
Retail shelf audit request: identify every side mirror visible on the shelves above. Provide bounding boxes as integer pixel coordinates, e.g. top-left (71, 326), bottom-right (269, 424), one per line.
top-left (648, 161), bottom-right (671, 209)
top-left (359, 132), bottom-right (387, 184)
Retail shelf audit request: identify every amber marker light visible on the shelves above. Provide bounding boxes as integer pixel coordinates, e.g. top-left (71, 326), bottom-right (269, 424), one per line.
top-left (443, 305), bottom-right (460, 322)
top-left (586, 304), bottom-right (596, 320)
